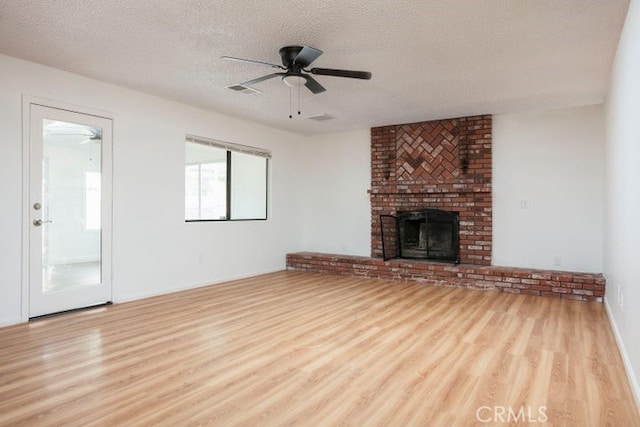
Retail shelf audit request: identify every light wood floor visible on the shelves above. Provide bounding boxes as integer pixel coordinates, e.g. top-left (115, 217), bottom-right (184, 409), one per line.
top-left (0, 271), bottom-right (638, 426)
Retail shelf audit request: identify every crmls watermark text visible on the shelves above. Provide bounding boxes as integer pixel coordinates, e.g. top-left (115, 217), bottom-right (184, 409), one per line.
top-left (476, 405), bottom-right (548, 423)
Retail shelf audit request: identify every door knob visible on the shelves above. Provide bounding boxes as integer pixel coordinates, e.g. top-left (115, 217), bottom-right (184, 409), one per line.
top-left (33, 219), bottom-right (53, 226)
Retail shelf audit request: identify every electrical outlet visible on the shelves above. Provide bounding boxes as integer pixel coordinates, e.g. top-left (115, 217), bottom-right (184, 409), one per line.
top-left (553, 256), bottom-right (561, 267)
top-left (520, 200), bottom-right (527, 209)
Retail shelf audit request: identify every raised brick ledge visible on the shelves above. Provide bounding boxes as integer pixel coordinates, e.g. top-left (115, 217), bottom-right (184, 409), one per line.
top-left (286, 252), bottom-right (605, 303)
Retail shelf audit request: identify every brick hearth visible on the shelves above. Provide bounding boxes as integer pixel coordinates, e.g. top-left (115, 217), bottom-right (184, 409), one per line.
top-left (287, 253), bottom-right (605, 302)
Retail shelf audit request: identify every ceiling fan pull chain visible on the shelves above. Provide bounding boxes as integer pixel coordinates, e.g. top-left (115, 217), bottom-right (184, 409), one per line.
top-left (289, 87), bottom-right (293, 119)
top-left (298, 84), bottom-right (301, 116)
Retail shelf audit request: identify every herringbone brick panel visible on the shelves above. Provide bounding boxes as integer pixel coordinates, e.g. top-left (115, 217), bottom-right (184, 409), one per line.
top-left (396, 119), bottom-right (459, 181)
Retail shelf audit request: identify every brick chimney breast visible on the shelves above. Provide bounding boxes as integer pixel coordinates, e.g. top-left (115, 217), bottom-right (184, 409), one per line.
top-left (370, 115), bottom-right (492, 265)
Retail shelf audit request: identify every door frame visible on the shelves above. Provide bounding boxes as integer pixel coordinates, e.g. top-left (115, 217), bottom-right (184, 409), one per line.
top-left (21, 96), bottom-right (114, 322)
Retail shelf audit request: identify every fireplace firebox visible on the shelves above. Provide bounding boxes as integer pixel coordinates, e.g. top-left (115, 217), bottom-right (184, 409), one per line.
top-left (380, 209), bottom-right (460, 263)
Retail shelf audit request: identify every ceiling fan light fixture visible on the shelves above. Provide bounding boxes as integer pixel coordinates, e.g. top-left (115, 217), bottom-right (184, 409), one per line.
top-left (282, 74), bottom-right (306, 88)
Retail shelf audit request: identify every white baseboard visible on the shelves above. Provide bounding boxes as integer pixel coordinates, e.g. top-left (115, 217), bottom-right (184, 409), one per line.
top-left (0, 316), bottom-right (23, 328)
top-left (113, 267), bottom-right (285, 303)
top-left (2, 268), bottom-right (286, 329)
top-left (604, 298), bottom-right (640, 410)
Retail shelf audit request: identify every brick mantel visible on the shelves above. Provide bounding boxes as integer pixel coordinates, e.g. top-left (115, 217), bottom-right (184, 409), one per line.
top-left (370, 115), bottom-right (492, 265)
top-left (370, 182), bottom-right (491, 195)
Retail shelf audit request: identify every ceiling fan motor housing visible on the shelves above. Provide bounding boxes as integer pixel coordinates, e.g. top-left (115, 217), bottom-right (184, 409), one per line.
top-left (279, 46), bottom-right (305, 69)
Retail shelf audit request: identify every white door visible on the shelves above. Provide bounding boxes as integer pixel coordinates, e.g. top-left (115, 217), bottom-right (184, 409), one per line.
top-left (28, 104), bottom-right (113, 317)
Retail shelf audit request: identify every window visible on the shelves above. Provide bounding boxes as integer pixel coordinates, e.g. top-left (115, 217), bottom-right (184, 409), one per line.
top-left (185, 135), bottom-right (269, 221)
top-left (185, 145), bottom-right (227, 220)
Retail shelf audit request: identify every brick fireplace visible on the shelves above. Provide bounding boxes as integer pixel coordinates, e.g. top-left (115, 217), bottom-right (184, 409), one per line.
top-left (286, 114), bottom-right (605, 302)
top-left (370, 115), bottom-right (492, 265)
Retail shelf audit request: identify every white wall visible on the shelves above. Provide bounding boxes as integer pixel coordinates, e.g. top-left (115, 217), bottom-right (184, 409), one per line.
top-left (0, 53), bottom-right (306, 326)
top-left (301, 130), bottom-right (371, 256)
top-left (604, 0), bottom-right (640, 406)
top-left (297, 109), bottom-right (607, 270)
top-left (493, 106), bottom-right (605, 272)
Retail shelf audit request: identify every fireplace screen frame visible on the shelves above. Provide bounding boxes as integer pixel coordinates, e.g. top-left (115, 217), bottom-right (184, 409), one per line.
top-left (380, 209), bottom-right (460, 263)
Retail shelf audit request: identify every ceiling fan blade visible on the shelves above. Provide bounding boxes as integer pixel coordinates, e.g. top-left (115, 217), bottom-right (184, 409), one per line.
top-left (310, 67), bottom-right (372, 80)
top-left (221, 56), bottom-right (284, 70)
top-left (304, 75), bottom-right (326, 94)
top-left (294, 46), bottom-right (323, 67)
top-left (241, 73), bottom-right (285, 86)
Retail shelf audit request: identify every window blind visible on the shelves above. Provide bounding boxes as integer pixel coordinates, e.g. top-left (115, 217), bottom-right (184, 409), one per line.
top-left (186, 134), bottom-right (271, 159)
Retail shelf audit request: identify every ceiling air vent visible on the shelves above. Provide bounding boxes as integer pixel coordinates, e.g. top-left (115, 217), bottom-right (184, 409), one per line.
top-left (225, 84), bottom-right (261, 95)
top-left (306, 113), bottom-right (333, 121)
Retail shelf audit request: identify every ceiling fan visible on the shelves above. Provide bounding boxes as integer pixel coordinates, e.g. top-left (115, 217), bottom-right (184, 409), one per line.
top-left (222, 45), bottom-right (372, 95)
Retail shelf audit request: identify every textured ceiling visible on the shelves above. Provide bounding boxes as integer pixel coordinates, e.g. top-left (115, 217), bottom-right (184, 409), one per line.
top-left (0, 0), bottom-right (630, 134)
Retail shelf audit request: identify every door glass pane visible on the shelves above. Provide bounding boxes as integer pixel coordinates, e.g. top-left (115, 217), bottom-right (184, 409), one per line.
top-left (42, 119), bottom-right (101, 292)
